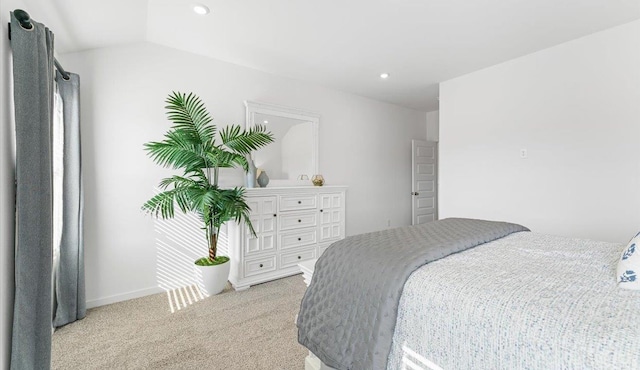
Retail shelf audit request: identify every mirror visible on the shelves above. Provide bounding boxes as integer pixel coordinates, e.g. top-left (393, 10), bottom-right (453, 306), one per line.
top-left (245, 101), bottom-right (319, 185)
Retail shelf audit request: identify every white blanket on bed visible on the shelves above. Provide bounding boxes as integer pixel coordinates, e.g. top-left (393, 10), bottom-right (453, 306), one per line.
top-left (387, 232), bottom-right (640, 369)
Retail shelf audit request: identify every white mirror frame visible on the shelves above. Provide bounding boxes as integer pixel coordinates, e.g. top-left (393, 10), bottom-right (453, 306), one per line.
top-left (245, 100), bottom-right (320, 185)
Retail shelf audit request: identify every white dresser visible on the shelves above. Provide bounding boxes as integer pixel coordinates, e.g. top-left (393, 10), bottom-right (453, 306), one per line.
top-left (218, 186), bottom-right (347, 291)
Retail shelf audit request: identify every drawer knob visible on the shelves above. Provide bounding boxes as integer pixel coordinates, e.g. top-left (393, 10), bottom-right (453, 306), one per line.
top-left (298, 237), bottom-right (301, 241)
top-left (259, 264), bottom-right (263, 268)
top-left (298, 201), bottom-right (302, 204)
top-left (298, 219), bottom-right (301, 223)
top-left (273, 214), bottom-right (277, 217)
top-left (297, 256), bottom-right (301, 259)
top-left (320, 209), bottom-right (323, 212)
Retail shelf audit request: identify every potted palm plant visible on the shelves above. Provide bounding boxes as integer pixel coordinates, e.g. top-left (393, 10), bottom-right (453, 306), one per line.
top-left (142, 92), bottom-right (274, 295)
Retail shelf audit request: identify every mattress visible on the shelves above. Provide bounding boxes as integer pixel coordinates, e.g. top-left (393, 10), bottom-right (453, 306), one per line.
top-left (386, 232), bottom-right (640, 369)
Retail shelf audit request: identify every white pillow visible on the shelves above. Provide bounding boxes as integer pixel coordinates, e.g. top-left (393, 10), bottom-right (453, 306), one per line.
top-left (617, 232), bottom-right (640, 290)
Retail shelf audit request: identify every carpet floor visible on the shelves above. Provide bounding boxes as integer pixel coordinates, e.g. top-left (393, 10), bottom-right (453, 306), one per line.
top-left (52, 276), bottom-right (308, 369)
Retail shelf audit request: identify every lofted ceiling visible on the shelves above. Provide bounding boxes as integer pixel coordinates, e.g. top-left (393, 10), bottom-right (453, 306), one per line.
top-left (13, 0), bottom-right (640, 111)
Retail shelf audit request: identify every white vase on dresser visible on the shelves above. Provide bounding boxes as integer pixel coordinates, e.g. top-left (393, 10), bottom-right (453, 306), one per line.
top-left (217, 185), bottom-right (347, 291)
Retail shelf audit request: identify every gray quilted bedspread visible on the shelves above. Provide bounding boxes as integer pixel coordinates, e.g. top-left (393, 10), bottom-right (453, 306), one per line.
top-left (297, 218), bottom-right (529, 370)
top-left (387, 232), bottom-right (640, 369)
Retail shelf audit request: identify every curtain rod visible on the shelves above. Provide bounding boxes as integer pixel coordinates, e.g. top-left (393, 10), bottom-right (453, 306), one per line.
top-left (8, 9), bottom-right (71, 80)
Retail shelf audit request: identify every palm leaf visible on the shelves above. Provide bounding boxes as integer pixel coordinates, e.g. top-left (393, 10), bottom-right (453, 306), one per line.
top-left (183, 168), bottom-right (210, 185)
top-left (216, 188), bottom-right (256, 236)
top-left (187, 186), bottom-right (222, 214)
top-left (206, 148), bottom-right (249, 171)
top-left (144, 129), bottom-right (208, 170)
top-left (220, 124), bottom-right (274, 155)
top-left (158, 175), bottom-right (203, 190)
top-left (142, 189), bottom-right (184, 219)
top-left (165, 92), bottom-right (215, 144)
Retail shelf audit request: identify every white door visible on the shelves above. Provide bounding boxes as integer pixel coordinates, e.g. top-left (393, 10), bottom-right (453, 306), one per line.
top-left (412, 140), bottom-right (437, 225)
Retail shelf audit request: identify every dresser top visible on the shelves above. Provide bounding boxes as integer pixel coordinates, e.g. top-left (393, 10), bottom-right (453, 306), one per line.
top-left (243, 185), bottom-right (348, 195)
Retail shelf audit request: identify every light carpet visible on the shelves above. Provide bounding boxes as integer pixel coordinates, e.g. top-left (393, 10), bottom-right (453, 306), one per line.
top-left (52, 276), bottom-right (308, 369)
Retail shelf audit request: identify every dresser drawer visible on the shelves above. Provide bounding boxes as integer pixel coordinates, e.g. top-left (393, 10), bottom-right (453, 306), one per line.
top-left (279, 211), bottom-right (317, 231)
top-left (244, 255), bottom-right (277, 277)
top-left (279, 228), bottom-right (317, 250)
top-left (279, 194), bottom-right (317, 212)
top-left (280, 248), bottom-right (316, 269)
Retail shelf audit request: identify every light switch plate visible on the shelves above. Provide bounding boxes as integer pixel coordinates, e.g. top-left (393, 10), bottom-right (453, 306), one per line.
top-left (520, 149), bottom-right (528, 159)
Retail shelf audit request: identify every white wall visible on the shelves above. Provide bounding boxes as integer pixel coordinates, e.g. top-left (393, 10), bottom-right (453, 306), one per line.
top-left (59, 42), bottom-right (426, 307)
top-left (439, 20), bottom-right (640, 243)
top-left (426, 110), bottom-right (439, 142)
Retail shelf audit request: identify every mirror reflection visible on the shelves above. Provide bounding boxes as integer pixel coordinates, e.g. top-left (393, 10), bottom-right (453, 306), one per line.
top-left (253, 113), bottom-right (314, 180)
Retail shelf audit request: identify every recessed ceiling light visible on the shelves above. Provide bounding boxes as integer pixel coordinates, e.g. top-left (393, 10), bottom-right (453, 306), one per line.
top-left (263, 120), bottom-right (269, 124)
top-left (193, 4), bottom-right (210, 15)
top-left (380, 73), bottom-right (390, 79)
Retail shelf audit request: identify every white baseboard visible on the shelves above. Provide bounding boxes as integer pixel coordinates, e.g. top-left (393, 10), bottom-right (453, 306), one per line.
top-left (86, 286), bottom-right (163, 309)
top-left (306, 352), bottom-right (337, 370)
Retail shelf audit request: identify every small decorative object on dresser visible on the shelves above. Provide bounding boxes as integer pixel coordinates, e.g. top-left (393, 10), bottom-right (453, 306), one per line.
top-left (246, 156), bottom-right (257, 188)
top-left (311, 174), bottom-right (324, 186)
top-left (217, 186), bottom-right (347, 291)
top-left (141, 92), bottom-right (274, 296)
top-left (257, 170), bottom-right (270, 187)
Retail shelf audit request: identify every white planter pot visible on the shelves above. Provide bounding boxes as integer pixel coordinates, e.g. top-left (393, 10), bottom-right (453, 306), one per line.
top-left (194, 260), bottom-right (231, 296)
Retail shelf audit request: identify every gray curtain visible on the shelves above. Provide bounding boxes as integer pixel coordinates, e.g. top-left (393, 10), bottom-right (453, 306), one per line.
top-left (10, 11), bottom-right (54, 370)
top-left (53, 70), bottom-right (85, 327)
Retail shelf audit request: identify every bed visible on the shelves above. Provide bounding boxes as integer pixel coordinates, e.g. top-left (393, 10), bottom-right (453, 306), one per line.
top-left (297, 219), bottom-right (640, 370)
